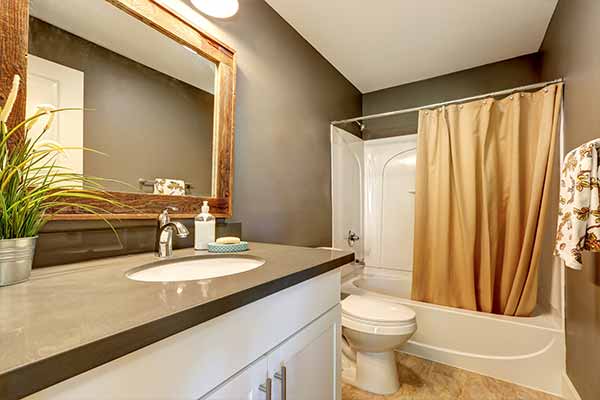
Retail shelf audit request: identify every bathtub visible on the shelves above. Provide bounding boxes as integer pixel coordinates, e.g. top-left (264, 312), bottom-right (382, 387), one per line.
top-left (341, 268), bottom-right (565, 397)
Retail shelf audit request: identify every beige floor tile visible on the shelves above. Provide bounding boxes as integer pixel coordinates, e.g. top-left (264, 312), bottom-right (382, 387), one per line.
top-left (342, 353), bottom-right (562, 400)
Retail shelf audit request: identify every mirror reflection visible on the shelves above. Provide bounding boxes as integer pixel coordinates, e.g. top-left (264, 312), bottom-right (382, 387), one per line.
top-left (28, 0), bottom-right (217, 197)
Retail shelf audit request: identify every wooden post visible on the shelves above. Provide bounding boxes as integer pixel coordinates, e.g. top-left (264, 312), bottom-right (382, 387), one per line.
top-left (0, 0), bottom-right (28, 145)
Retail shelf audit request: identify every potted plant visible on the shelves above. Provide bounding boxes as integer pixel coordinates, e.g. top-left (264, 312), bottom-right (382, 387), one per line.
top-left (0, 75), bottom-right (119, 286)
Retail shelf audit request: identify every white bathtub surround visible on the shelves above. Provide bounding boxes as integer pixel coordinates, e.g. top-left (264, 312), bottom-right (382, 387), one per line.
top-left (363, 136), bottom-right (418, 271)
top-left (331, 128), bottom-right (418, 270)
top-left (342, 270), bottom-right (566, 397)
top-left (331, 126), bottom-right (364, 262)
top-left (340, 295), bottom-right (417, 395)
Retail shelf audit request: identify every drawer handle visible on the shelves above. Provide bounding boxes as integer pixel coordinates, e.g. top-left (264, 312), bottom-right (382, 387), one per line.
top-left (259, 377), bottom-right (272, 400)
top-left (274, 366), bottom-right (287, 400)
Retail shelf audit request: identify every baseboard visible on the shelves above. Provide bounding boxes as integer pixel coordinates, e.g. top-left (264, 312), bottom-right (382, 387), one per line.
top-left (562, 372), bottom-right (583, 400)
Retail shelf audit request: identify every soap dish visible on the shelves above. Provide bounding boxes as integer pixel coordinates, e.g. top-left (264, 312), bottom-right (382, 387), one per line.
top-left (208, 241), bottom-right (249, 253)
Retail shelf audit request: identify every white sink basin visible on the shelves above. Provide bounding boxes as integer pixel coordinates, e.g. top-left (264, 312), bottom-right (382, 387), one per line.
top-left (126, 256), bottom-right (265, 283)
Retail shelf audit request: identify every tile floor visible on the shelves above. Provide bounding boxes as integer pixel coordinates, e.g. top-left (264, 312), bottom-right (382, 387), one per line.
top-left (342, 353), bottom-right (562, 400)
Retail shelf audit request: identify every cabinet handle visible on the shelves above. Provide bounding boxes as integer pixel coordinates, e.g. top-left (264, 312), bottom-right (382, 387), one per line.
top-left (259, 377), bottom-right (272, 400)
top-left (274, 366), bottom-right (287, 400)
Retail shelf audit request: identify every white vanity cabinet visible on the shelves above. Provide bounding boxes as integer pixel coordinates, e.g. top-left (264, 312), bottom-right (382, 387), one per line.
top-left (27, 270), bottom-right (342, 400)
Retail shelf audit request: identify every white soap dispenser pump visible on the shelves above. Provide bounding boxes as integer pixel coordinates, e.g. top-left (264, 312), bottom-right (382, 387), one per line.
top-left (194, 201), bottom-right (215, 250)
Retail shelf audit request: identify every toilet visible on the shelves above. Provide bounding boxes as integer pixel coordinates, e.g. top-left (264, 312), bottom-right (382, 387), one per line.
top-left (341, 295), bottom-right (417, 395)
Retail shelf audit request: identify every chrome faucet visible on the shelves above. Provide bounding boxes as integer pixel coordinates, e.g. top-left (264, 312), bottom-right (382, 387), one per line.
top-left (155, 207), bottom-right (189, 258)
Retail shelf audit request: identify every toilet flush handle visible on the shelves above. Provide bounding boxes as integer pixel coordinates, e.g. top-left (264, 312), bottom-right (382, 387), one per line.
top-left (347, 230), bottom-right (360, 247)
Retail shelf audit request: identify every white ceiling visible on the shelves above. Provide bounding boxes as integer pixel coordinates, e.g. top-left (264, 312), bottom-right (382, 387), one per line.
top-left (265, 0), bottom-right (558, 93)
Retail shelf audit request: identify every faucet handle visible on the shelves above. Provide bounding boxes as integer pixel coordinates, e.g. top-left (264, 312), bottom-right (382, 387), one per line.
top-left (158, 206), bottom-right (178, 226)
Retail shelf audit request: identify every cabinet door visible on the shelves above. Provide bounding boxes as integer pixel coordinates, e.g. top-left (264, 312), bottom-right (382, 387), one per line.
top-left (203, 357), bottom-right (269, 400)
top-left (268, 305), bottom-right (341, 400)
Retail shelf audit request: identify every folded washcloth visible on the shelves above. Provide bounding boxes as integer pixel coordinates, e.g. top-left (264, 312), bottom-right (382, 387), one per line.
top-left (153, 178), bottom-right (185, 196)
top-left (555, 139), bottom-right (600, 269)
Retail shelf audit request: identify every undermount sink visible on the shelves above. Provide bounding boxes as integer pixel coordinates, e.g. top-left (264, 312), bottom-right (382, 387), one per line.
top-left (126, 255), bottom-right (266, 283)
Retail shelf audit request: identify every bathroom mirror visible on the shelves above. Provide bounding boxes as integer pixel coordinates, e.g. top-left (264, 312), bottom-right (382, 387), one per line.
top-left (29, 0), bottom-right (217, 197)
top-left (2, 0), bottom-right (236, 218)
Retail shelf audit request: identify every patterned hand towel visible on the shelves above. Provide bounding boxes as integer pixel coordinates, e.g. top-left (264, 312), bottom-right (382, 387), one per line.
top-left (153, 178), bottom-right (185, 196)
top-left (555, 140), bottom-right (600, 269)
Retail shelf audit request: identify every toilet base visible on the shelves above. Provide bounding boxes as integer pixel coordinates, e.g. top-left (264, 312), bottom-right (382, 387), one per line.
top-left (342, 350), bottom-right (400, 395)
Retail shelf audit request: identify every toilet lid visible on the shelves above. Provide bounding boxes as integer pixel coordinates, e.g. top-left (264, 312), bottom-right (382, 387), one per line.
top-left (342, 295), bottom-right (416, 324)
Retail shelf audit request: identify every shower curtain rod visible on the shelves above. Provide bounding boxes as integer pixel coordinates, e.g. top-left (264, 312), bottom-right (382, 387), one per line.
top-left (331, 78), bottom-right (564, 126)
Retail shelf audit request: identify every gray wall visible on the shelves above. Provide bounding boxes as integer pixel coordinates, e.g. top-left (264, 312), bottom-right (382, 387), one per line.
top-left (540, 1), bottom-right (600, 399)
top-left (362, 54), bottom-right (542, 140)
top-left (29, 17), bottom-right (214, 196)
top-left (34, 0), bottom-right (361, 266)
top-left (205, 0), bottom-right (362, 246)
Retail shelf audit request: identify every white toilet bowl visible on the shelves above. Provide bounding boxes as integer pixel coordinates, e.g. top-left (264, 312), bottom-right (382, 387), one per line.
top-left (341, 295), bottom-right (417, 395)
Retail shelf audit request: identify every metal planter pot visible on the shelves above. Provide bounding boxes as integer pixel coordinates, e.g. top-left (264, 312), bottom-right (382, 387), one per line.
top-left (0, 237), bottom-right (37, 286)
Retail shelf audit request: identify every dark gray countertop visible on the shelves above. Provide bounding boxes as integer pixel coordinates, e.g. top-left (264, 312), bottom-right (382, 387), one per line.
top-left (0, 242), bottom-right (354, 399)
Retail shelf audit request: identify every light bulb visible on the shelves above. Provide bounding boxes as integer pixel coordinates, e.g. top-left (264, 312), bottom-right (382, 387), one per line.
top-left (191, 0), bottom-right (239, 18)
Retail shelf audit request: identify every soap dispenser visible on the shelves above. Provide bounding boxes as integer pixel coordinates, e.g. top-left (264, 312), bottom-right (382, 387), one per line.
top-left (194, 201), bottom-right (215, 250)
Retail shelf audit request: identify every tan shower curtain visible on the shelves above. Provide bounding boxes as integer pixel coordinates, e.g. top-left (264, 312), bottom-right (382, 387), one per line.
top-left (411, 83), bottom-right (563, 317)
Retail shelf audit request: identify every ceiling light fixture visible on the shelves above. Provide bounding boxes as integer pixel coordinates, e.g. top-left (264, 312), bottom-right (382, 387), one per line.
top-left (191, 0), bottom-right (239, 18)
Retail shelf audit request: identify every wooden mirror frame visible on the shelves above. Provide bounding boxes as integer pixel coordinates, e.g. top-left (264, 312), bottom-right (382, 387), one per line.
top-left (0, 0), bottom-right (236, 220)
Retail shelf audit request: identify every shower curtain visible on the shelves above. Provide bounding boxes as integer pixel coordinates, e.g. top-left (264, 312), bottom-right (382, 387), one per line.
top-left (411, 83), bottom-right (563, 317)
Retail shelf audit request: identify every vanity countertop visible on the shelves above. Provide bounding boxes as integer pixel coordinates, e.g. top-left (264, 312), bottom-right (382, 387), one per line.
top-left (0, 242), bottom-right (353, 399)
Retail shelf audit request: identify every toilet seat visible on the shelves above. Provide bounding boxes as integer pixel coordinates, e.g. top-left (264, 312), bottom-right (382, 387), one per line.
top-left (342, 295), bottom-right (417, 335)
